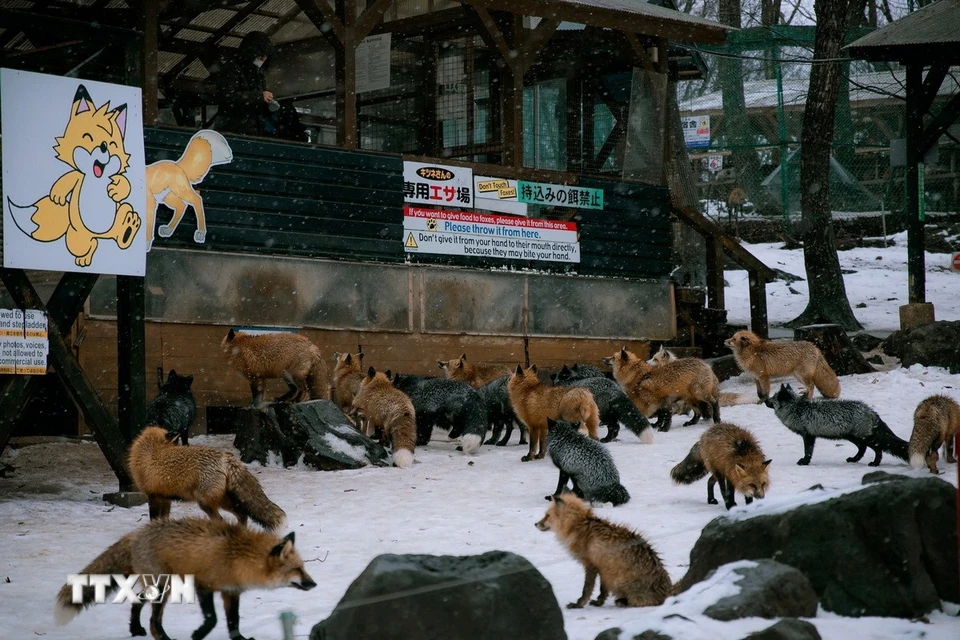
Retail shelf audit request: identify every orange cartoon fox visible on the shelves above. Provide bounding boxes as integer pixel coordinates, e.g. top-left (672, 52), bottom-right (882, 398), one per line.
top-left (145, 129), bottom-right (233, 250)
top-left (6, 84), bottom-right (141, 266)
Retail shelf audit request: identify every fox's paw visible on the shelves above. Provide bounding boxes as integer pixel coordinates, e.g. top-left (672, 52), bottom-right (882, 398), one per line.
top-left (707, 497), bottom-right (719, 505)
top-left (520, 454), bottom-right (532, 462)
top-left (589, 599), bottom-right (606, 607)
top-left (75, 251), bottom-right (95, 267)
top-left (107, 175), bottom-right (131, 202)
top-left (114, 206), bottom-right (141, 248)
top-left (157, 223), bottom-right (175, 238)
top-left (867, 460), bottom-right (881, 467)
top-left (130, 621), bottom-right (147, 637)
top-left (566, 602), bottom-right (584, 609)
top-left (194, 229), bottom-right (206, 244)
top-left (51, 184), bottom-right (71, 205)
top-left (796, 458), bottom-right (810, 466)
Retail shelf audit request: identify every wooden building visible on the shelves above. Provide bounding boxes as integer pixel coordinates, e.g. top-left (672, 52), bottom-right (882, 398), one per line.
top-left (0, 1), bottom-right (773, 473)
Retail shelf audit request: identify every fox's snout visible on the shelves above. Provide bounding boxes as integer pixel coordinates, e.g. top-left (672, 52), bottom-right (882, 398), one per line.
top-left (535, 519), bottom-right (550, 531)
top-left (293, 574), bottom-right (317, 591)
top-left (601, 357), bottom-right (613, 366)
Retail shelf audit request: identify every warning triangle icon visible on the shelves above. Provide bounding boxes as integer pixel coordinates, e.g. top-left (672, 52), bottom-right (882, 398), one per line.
top-left (404, 233), bottom-right (418, 249)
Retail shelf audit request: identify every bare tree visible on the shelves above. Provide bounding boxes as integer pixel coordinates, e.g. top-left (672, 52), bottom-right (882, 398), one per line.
top-left (786, 0), bottom-right (862, 330)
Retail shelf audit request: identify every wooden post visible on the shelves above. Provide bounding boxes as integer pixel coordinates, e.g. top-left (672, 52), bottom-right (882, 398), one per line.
top-left (334, 1), bottom-right (358, 148)
top-left (905, 63), bottom-right (925, 303)
top-left (748, 270), bottom-right (769, 339)
top-left (117, 276), bottom-right (146, 449)
top-left (704, 236), bottom-right (725, 311)
top-left (142, 0), bottom-right (160, 125)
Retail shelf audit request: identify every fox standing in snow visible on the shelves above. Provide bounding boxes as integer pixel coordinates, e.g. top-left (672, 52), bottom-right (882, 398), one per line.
top-left (54, 517), bottom-right (315, 640)
top-left (508, 364), bottom-right (600, 461)
top-left (765, 383), bottom-right (907, 466)
top-left (351, 367), bottom-right (417, 468)
top-left (146, 368), bottom-right (197, 446)
top-left (145, 129), bottom-right (232, 250)
top-left (438, 353), bottom-right (510, 388)
top-left (535, 493), bottom-right (671, 608)
top-left (390, 373), bottom-right (486, 454)
top-left (908, 394), bottom-right (960, 475)
top-left (725, 330), bottom-right (840, 401)
top-left (553, 364), bottom-right (653, 443)
top-left (604, 348), bottom-right (720, 432)
top-left (221, 328), bottom-right (330, 406)
top-left (671, 422), bottom-right (771, 510)
top-left (546, 418), bottom-right (630, 505)
top-left (478, 375), bottom-right (527, 446)
top-left (332, 351), bottom-right (366, 423)
top-left (129, 426), bottom-right (286, 529)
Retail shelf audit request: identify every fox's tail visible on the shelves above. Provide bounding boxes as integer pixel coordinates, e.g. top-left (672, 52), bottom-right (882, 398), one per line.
top-left (55, 535), bottom-right (135, 625)
top-left (813, 356), bottom-right (841, 399)
top-left (873, 418), bottom-right (909, 462)
top-left (459, 403), bottom-right (487, 454)
top-left (670, 442), bottom-right (708, 484)
top-left (612, 394), bottom-right (654, 444)
top-left (592, 483), bottom-right (631, 506)
top-left (7, 197), bottom-right (42, 237)
top-left (308, 353), bottom-right (332, 401)
top-left (391, 412), bottom-right (417, 469)
top-left (225, 457), bottom-right (286, 530)
top-left (719, 392), bottom-right (758, 407)
top-left (907, 418), bottom-right (939, 469)
top-left (176, 130), bottom-right (233, 184)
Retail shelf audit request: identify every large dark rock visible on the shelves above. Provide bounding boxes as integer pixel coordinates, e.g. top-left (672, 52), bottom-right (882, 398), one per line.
top-left (882, 320), bottom-right (960, 373)
top-left (701, 560), bottom-right (818, 621)
top-left (850, 332), bottom-right (884, 353)
top-left (595, 630), bottom-right (672, 640)
top-left (310, 551), bottom-right (566, 640)
top-left (233, 400), bottom-right (389, 470)
top-left (743, 619), bottom-right (821, 640)
top-left (675, 474), bottom-right (958, 618)
top-left (706, 354), bottom-right (742, 383)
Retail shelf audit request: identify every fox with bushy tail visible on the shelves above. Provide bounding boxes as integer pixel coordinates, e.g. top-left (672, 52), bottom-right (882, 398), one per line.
top-left (546, 418), bottom-right (630, 506)
top-left (390, 373), bottom-right (486, 454)
top-left (671, 422), bottom-right (771, 510)
top-left (221, 329), bottom-right (330, 406)
top-left (477, 376), bottom-right (527, 446)
top-left (129, 426), bottom-right (286, 529)
top-left (54, 518), bottom-right (314, 640)
top-left (766, 383), bottom-right (907, 466)
top-left (554, 364), bottom-right (654, 444)
top-left (352, 367), bottom-right (417, 468)
top-left (908, 394), bottom-right (960, 474)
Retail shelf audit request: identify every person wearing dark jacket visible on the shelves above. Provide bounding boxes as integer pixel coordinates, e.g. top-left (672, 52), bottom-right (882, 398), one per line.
top-left (214, 31), bottom-right (275, 136)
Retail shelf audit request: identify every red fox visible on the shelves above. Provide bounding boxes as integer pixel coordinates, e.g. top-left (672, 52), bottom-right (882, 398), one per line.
top-left (671, 422), bottom-right (771, 510)
top-left (54, 517), bottom-right (315, 640)
top-left (128, 426), bottom-right (286, 530)
top-left (332, 351), bottom-right (365, 420)
top-left (508, 364), bottom-right (600, 462)
top-left (725, 330), bottom-right (840, 401)
top-left (221, 329), bottom-right (331, 406)
top-left (536, 493), bottom-right (671, 608)
top-left (438, 353), bottom-right (510, 388)
top-left (604, 348), bottom-right (720, 431)
top-left (145, 129), bottom-right (233, 250)
top-left (351, 367), bottom-right (417, 468)
top-left (908, 394), bottom-right (960, 474)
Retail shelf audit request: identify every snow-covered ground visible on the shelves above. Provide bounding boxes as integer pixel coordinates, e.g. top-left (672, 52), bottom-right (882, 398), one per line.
top-left (726, 230), bottom-right (960, 334)
top-left (1, 235), bottom-right (959, 640)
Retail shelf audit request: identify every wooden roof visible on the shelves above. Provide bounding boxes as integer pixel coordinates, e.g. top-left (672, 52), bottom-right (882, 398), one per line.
top-left (847, 0), bottom-right (960, 63)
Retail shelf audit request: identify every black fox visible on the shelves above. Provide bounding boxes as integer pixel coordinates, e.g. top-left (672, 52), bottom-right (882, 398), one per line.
top-left (554, 365), bottom-right (654, 444)
top-left (390, 373), bottom-right (486, 454)
top-left (546, 418), bottom-right (630, 506)
top-left (478, 375), bottom-right (527, 446)
top-left (146, 368), bottom-right (197, 445)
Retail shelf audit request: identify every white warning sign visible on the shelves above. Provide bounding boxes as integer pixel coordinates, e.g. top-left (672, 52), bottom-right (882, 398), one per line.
top-left (403, 207), bottom-right (580, 263)
top-left (0, 308), bottom-right (48, 375)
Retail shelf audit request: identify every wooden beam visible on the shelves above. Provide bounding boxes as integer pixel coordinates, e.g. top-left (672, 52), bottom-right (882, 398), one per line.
top-left (355, 0), bottom-right (395, 40)
top-left (748, 270), bottom-right (769, 338)
top-left (0, 269), bottom-right (131, 485)
top-left (334, 0), bottom-right (357, 148)
top-left (918, 63), bottom-right (949, 117)
top-left (921, 92), bottom-right (960, 155)
top-left (704, 236), bottom-right (725, 310)
top-left (905, 63), bottom-right (925, 304)
top-left (625, 32), bottom-right (655, 73)
top-left (672, 205), bottom-right (776, 282)
top-left (517, 18), bottom-right (559, 75)
top-left (142, 0), bottom-right (160, 125)
top-left (467, 5), bottom-right (516, 73)
top-left (295, 0), bottom-right (345, 43)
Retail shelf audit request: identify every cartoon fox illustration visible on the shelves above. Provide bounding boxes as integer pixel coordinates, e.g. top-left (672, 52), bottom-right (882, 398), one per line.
top-left (604, 348), bottom-right (720, 432)
top-left (725, 330), bottom-right (840, 401)
top-left (129, 426), bottom-right (286, 529)
top-left (508, 364), bottom-right (601, 462)
top-left (54, 517), bottom-right (315, 640)
top-left (332, 351), bottom-right (366, 419)
top-left (908, 394), bottom-right (960, 475)
top-left (671, 422), bottom-right (771, 510)
top-left (535, 493), bottom-right (671, 608)
top-left (7, 84), bottom-right (141, 267)
top-left (221, 329), bottom-right (330, 406)
top-left (439, 353), bottom-right (510, 388)
top-left (145, 129), bottom-right (233, 250)
top-left (351, 367), bottom-right (417, 468)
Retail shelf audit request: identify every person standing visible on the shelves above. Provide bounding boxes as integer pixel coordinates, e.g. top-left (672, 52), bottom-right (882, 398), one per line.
top-left (214, 31), bottom-right (276, 137)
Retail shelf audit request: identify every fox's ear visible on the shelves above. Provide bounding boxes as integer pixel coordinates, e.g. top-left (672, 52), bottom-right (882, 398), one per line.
top-left (530, 364), bottom-right (538, 374)
top-left (456, 359), bottom-right (464, 369)
top-left (620, 347), bottom-right (628, 360)
top-left (367, 366), bottom-right (376, 378)
top-left (552, 494), bottom-right (565, 507)
top-left (72, 85), bottom-right (94, 115)
top-left (437, 361), bottom-right (445, 369)
top-left (561, 364), bottom-right (570, 374)
top-left (385, 370), bottom-right (393, 380)
top-left (762, 459), bottom-right (772, 468)
top-left (571, 364), bottom-right (580, 371)
top-left (168, 369), bottom-right (177, 377)
top-left (270, 533), bottom-right (295, 558)
top-left (334, 352), bottom-right (341, 361)
top-left (111, 104), bottom-right (128, 137)
top-left (227, 328), bottom-right (236, 341)
top-left (460, 353), bottom-right (467, 361)
top-left (343, 353), bottom-right (351, 364)
top-left (515, 364), bottom-right (523, 375)
top-left (546, 417), bottom-right (557, 428)
top-left (357, 352), bottom-right (364, 362)
top-left (733, 463), bottom-right (746, 478)
top-left (550, 374), bottom-right (557, 383)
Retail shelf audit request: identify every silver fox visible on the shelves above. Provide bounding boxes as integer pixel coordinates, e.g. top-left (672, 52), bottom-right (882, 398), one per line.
top-left (766, 383), bottom-right (908, 466)
top-left (546, 418), bottom-right (630, 506)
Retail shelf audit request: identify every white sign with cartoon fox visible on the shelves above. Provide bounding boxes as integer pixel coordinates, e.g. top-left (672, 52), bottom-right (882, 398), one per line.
top-left (1, 69), bottom-right (146, 276)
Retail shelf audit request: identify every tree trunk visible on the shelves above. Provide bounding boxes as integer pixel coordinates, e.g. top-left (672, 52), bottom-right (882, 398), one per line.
top-left (786, 0), bottom-right (863, 331)
top-left (718, 0), bottom-right (761, 198)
